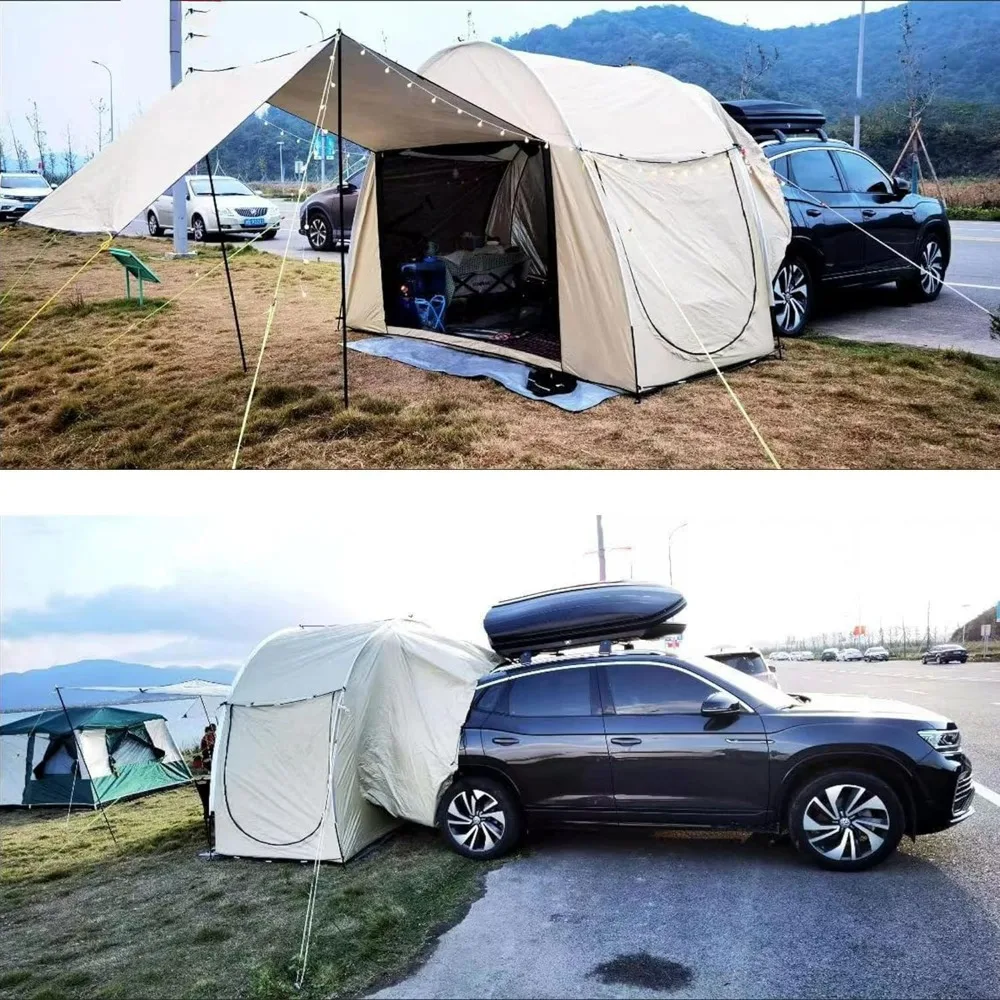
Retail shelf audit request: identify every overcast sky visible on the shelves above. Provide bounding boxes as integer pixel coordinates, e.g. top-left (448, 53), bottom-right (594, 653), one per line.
top-left (1, 472), bottom-right (995, 675)
top-left (0, 0), bottom-right (900, 158)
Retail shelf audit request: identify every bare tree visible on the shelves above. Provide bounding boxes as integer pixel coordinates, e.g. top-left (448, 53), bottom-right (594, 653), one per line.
top-left (92, 97), bottom-right (108, 152)
top-left (64, 124), bottom-right (78, 177)
top-left (898, 5), bottom-right (941, 128)
top-left (0, 129), bottom-right (5, 170)
top-left (25, 100), bottom-right (48, 171)
top-left (7, 117), bottom-right (30, 170)
top-left (457, 9), bottom-right (476, 42)
top-left (737, 38), bottom-right (780, 99)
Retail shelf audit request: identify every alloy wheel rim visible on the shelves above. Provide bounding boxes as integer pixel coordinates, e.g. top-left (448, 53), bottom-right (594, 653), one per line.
top-left (773, 263), bottom-right (808, 333)
top-left (920, 241), bottom-right (943, 294)
top-left (194, 219), bottom-right (204, 240)
top-left (446, 788), bottom-right (506, 853)
top-left (309, 218), bottom-right (327, 248)
top-left (803, 783), bottom-right (890, 861)
top-left (148, 214), bottom-right (157, 235)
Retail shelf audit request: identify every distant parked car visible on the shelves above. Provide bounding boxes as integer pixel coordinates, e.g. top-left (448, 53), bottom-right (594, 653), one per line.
top-left (864, 646), bottom-right (890, 662)
top-left (770, 651), bottom-right (791, 662)
top-left (923, 644), bottom-right (968, 665)
top-left (298, 165), bottom-right (365, 250)
top-left (146, 175), bottom-right (281, 241)
top-left (721, 100), bottom-right (951, 337)
top-left (820, 648), bottom-right (839, 662)
top-left (706, 645), bottom-right (780, 689)
top-left (0, 170), bottom-right (52, 217)
top-left (839, 648), bottom-right (864, 662)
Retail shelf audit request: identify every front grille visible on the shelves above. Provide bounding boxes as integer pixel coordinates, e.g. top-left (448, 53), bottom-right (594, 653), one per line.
top-left (235, 206), bottom-right (267, 218)
top-left (953, 768), bottom-right (974, 816)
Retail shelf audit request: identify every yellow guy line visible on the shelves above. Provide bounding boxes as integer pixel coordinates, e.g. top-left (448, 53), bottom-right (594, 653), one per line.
top-left (0, 234), bottom-right (113, 354)
top-left (0, 230), bottom-right (59, 308)
top-left (628, 234), bottom-right (782, 470)
top-left (104, 232), bottom-right (266, 349)
top-left (231, 40), bottom-right (339, 470)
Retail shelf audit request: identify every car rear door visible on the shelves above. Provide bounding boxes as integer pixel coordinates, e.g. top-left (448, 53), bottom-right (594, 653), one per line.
top-left (834, 149), bottom-right (917, 274)
top-left (782, 148), bottom-right (866, 279)
top-left (478, 665), bottom-right (615, 823)
top-left (599, 661), bottom-right (770, 824)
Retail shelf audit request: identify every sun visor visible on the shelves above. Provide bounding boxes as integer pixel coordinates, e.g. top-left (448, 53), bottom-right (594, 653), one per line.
top-left (483, 582), bottom-right (687, 658)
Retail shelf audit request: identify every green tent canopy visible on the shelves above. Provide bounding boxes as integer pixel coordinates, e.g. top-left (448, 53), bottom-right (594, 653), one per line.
top-left (0, 706), bottom-right (190, 808)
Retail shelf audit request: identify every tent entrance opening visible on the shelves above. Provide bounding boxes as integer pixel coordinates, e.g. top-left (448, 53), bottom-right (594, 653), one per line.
top-left (377, 142), bottom-right (559, 362)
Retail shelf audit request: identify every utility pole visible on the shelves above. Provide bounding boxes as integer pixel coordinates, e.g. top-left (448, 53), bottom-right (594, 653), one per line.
top-left (667, 522), bottom-right (688, 587)
top-left (853, 0), bottom-right (866, 149)
top-left (92, 61), bottom-right (114, 143)
top-left (169, 1), bottom-right (192, 257)
top-left (277, 140), bottom-right (285, 183)
top-left (595, 515), bottom-right (607, 582)
top-left (300, 11), bottom-right (326, 186)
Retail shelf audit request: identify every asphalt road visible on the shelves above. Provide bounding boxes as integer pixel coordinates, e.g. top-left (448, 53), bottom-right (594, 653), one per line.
top-left (374, 660), bottom-right (1000, 1000)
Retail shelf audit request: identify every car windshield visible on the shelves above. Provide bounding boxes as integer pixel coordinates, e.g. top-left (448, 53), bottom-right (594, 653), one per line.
top-left (189, 177), bottom-right (254, 197)
top-left (715, 653), bottom-right (768, 676)
top-left (1, 174), bottom-right (50, 189)
top-left (671, 653), bottom-right (797, 710)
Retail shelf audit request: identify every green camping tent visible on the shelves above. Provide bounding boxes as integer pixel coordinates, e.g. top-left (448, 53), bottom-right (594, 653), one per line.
top-left (0, 706), bottom-right (190, 807)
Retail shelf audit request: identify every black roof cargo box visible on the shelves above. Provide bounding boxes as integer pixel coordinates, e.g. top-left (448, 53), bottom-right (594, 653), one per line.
top-left (483, 582), bottom-right (687, 658)
top-left (721, 99), bottom-right (826, 140)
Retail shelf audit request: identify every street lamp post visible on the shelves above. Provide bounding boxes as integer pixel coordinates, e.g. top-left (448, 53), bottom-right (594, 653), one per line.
top-left (277, 140), bottom-right (285, 184)
top-left (91, 60), bottom-right (114, 143)
top-left (853, 0), bottom-right (866, 149)
top-left (667, 522), bottom-right (688, 587)
top-left (300, 10), bottom-right (327, 185)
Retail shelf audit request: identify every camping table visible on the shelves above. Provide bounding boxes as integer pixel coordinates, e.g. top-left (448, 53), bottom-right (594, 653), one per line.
top-left (442, 247), bottom-right (526, 302)
top-left (108, 247), bottom-right (161, 305)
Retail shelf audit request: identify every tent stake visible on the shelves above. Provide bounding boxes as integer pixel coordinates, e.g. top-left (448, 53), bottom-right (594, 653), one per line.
top-left (205, 156), bottom-right (248, 373)
top-left (55, 687), bottom-right (119, 849)
top-left (336, 31), bottom-right (349, 409)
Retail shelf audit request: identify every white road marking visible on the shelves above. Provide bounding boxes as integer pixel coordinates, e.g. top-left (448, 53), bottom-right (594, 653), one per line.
top-left (974, 783), bottom-right (1000, 809)
top-left (948, 282), bottom-right (1000, 291)
top-left (952, 236), bottom-right (1000, 243)
top-left (903, 689), bottom-right (927, 696)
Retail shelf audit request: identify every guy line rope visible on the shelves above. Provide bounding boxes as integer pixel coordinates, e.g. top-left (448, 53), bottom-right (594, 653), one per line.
top-left (0, 230), bottom-right (60, 309)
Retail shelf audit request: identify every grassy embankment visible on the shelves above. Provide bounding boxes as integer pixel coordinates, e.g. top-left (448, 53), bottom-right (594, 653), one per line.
top-left (0, 788), bottom-right (495, 999)
top-left (1, 225), bottom-right (999, 470)
top-left (926, 177), bottom-right (1000, 221)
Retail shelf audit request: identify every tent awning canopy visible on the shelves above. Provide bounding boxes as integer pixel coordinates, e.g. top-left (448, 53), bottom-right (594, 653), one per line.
top-left (0, 706), bottom-right (166, 737)
top-left (22, 32), bottom-right (539, 236)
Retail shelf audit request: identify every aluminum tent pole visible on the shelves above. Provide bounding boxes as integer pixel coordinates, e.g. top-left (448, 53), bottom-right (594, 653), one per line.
top-left (337, 31), bottom-right (348, 408)
top-left (205, 156), bottom-right (247, 372)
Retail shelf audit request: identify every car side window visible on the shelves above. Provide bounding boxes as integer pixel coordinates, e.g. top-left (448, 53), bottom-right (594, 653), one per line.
top-left (835, 151), bottom-right (891, 195)
top-left (770, 156), bottom-right (790, 181)
top-left (604, 665), bottom-right (715, 715)
top-left (507, 668), bottom-right (593, 717)
top-left (788, 150), bottom-right (845, 193)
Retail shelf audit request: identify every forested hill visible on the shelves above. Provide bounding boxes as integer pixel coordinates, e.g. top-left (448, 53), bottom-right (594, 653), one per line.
top-left (501, 2), bottom-right (1000, 117)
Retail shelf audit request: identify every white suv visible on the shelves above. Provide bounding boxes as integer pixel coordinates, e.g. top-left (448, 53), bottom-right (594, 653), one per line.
top-left (838, 648), bottom-right (864, 662)
top-left (146, 175), bottom-right (281, 242)
top-left (0, 171), bottom-right (53, 218)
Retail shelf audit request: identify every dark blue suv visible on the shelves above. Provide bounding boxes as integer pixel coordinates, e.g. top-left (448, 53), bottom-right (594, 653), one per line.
top-left (723, 100), bottom-right (951, 337)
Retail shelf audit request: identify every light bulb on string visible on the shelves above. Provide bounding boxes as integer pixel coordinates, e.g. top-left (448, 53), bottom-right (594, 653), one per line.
top-left (457, 108), bottom-right (463, 115)
top-left (477, 120), bottom-right (483, 128)
top-left (431, 97), bottom-right (437, 104)
top-left (360, 48), bottom-right (366, 56)
top-left (500, 129), bottom-right (506, 137)
top-left (384, 66), bottom-right (390, 74)
top-left (406, 81), bottom-right (413, 88)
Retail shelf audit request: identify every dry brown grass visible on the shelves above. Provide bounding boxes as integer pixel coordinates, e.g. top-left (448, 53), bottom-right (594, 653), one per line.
top-left (929, 177), bottom-right (1000, 210)
top-left (1, 226), bottom-right (998, 469)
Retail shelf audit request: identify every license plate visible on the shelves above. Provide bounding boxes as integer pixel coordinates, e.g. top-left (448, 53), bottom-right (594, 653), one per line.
top-left (243, 217), bottom-right (266, 227)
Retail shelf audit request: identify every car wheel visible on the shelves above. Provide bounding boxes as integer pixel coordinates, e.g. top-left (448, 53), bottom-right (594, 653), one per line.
top-left (261, 229), bottom-right (278, 241)
top-left (438, 776), bottom-right (521, 860)
top-left (306, 212), bottom-right (333, 251)
top-left (898, 233), bottom-right (945, 302)
top-left (147, 212), bottom-right (163, 237)
top-left (191, 215), bottom-right (207, 242)
top-left (788, 770), bottom-right (904, 872)
top-left (771, 255), bottom-right (813, 337)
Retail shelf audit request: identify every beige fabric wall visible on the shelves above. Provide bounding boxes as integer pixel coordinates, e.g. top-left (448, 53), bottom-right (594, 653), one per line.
top-left (345, 161), bottom-right (387, 333)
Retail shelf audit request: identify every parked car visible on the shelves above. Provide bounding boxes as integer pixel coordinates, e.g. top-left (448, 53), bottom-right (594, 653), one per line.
top-left (798, 650), bottom-right (815, 661)
top-left (0, 170), bottom-right (53, 217)
top-left (839, 648), bottom-right (864, 662)
top-left (769, 650), bottom-right (791, 662)
top-left (298, 165), bottom-right (365, 250)
top-left (705, 645), bottom-right (779, 688)
top-left (922, 644), bottom-right (968, 665)
top-left (820, 648), bottom-right (839, 662)
top-left (146, 175), bottom-right (281, 242)
top-left (721, 100), bottom-right (950, 337)
top-left (864, 646), bottom-right (890, 662)
top-left (445, 648), bottom-right (973, 871)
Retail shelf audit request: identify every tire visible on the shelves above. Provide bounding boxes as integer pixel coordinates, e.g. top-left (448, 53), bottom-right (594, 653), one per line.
top-left (306, 211), bottom-right (333, 251)
top-left (437, 776), bottom-right (521, 860)
top-left (262, 229), bottom-right (278, 241)
top-left (788, 769), bottom-right (905, 872)
top-left (191, 215), bottom-right (207, 242)
top-left (771, 254), bottom-right (813, 337)
top-left (147, 211), bottom-right (163, 237)
top-left (898, 232), bottom-right (945, 302)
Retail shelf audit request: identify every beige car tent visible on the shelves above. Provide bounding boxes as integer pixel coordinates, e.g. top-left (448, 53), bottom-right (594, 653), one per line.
top-left (23, 32), bottom-right (789, 395)
top-left (210, 620), bottom-right (499, 862)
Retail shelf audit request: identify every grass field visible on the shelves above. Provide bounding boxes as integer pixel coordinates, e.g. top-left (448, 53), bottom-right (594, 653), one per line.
top-left (929, 177), bottom-right (1000, 221)
top-left (1, 226), bottom-right (999, 469)
top-left (0, 788), bottom-right (495, 1000)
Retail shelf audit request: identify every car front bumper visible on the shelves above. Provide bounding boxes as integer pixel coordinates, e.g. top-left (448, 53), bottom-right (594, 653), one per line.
top-left (914, 752), bottom-right (975, 835)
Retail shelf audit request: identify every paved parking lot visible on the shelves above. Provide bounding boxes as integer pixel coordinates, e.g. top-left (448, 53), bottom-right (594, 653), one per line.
top-left (375, 659), bottom-right (1000, 1000)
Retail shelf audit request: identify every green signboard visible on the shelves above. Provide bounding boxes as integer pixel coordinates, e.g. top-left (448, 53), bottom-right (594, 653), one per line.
top-left (108, 247), bottom-right (161, 305)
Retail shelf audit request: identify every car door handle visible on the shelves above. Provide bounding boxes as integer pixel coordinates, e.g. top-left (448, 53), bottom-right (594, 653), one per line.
top-left (805, 208), bottom-right (822, 217)
top-left (491, 737), bottom-right (519, 746)
top-left (861, 209), bottom-right (877, 218)
top-left (610, 737), bottom-right (642, 746)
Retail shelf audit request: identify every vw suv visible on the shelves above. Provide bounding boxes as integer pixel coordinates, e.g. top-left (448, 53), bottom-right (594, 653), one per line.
top-left (722, 100), bottom-right (950, 337)
top-left (437, 582), bottom-right (973, 872)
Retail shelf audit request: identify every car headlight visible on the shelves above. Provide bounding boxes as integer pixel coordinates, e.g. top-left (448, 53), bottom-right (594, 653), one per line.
top-left (918, 729), bottom-right (961, 751)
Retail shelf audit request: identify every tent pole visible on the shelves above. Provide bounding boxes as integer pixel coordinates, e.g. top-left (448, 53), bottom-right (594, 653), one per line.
top-left (205, 156), bottom-right (248, 373)
top-left (337, 31), bottom-right (348, 409)
top-left (199, 695), bottom-right (212, 726)
top-left (55, 687), bottom-right (119, 849)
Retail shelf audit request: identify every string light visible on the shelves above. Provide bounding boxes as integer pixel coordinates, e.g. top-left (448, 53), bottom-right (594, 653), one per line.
top-left (477, 120), bottom-right (483, 127)
top-left (431, 96), bottom-right (437, 103)
top-left (384, 66), bottom-right (390, 74)
top-left (359, 48), bottom-right (366, 55)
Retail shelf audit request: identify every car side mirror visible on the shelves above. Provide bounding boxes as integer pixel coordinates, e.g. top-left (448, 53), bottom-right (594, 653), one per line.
top-left (701, 691), bottom-right (742, 716)
top-left (893, 176), bottom-right (911, 196)
top-left (186, 194), bottom-right (191, 201)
